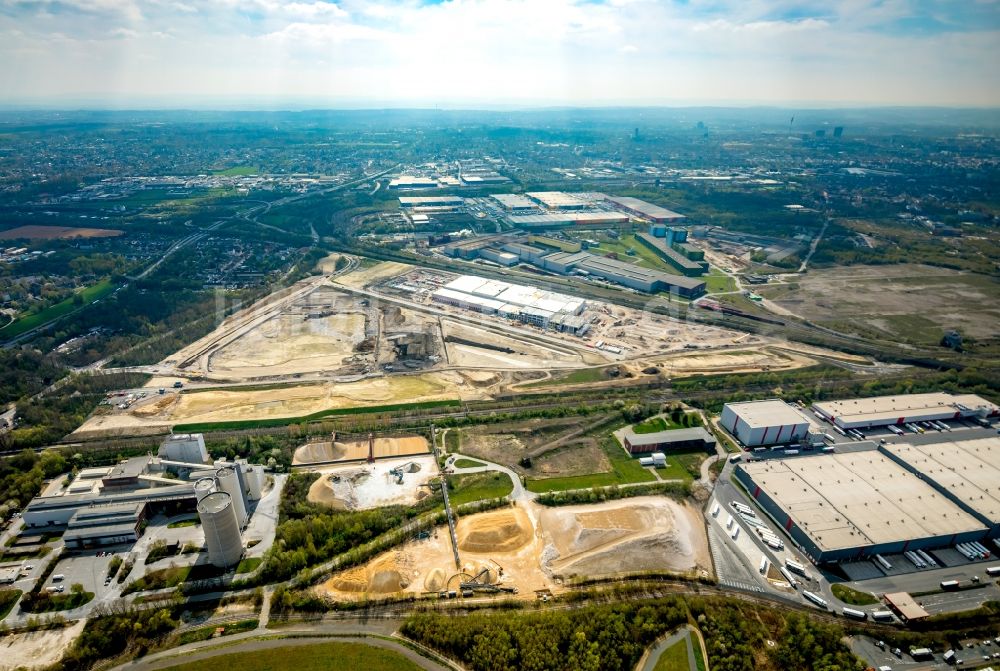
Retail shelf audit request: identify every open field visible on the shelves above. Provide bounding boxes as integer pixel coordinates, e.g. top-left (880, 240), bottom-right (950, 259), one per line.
top-left (294, 434), bottom-right (429, 465)
top-left (74, 373), bottom-right (473, 434)
top-left (153, 640), bottom-right (423, 671)
top-left (210, 312), bottom-right (366, 377)
top-left (304, 455), bottom-right (436, 509)
top-left (335, 260), bottom-right (413, 289)
top-left (0, 225), bottom-right (123, 240)
top-left (318, 496), bottom-right (711, 601)
top-left (0, 278), bottom-right (116, 338)
top-left (758, 264), bottom-right (1000, 345)
top-left (0, 620), bottom-right (86, 670)
top-left (441, 318), bottom-right (596, 369)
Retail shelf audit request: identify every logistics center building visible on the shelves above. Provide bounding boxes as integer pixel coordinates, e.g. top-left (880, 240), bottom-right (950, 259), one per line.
top-left (811, 393), bottom-right (998, 430)
top-left (734, 450), bottom-right (989, 563)
top-left (721, 400), bottom-right (811, 447)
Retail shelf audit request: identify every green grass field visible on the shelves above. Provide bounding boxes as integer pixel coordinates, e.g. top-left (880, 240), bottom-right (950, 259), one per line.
top-left (523, 367), bottom-right (612, 388)
top-left (653, 637), bottom-right (692, 671)
top-left (446, 471), bottom-right (514, 506)
top-left (0, 278), bottom-right (115, 339)
top-left (167, 518), bottom-right (198, 529)
top-left (831, 583), bottom-right (879, 606)
top-left (157, 641), bottom-right (422, 671)
top-left (452, 458), bottom-right (484, 469)
top-left (526, 434), bottom-right (656, 493)
top-left (236, 557), bottom-right (262, 574)
top-left (703, 270), bottom-right (736, 293)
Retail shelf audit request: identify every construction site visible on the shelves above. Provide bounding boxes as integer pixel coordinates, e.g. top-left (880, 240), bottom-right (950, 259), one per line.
top-left (317, 496), bottom-right (711, 601)
top-left (72, 257), bottom-right (883, 437)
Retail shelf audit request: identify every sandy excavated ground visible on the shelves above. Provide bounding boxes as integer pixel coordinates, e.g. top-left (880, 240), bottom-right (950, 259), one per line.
top-left (305, 456), bottom-right (436, 510)
top-left (336, 261), bottom-right (413, 289)
top-left (210, 312), bottom-right (366, 377)
top-left (317, 497), bottom-right (711, 601)
top-left (538, 497), bottom-right (711, 579)
top-left (649, 346), bottom-right (815, 376)
top-left (0, 620), bottom-right (86, 670)
top-left (294, 436), bottom-right (430, 465)
top-left (441, 319), bottom-right (596, 369)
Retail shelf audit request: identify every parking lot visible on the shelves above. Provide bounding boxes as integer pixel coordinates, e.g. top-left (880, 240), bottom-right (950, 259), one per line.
top-left (44, 552), bottom-right (120, 596)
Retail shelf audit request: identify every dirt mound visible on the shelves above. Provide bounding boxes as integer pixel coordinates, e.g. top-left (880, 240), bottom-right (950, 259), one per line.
top-left (369, 570), bottom-right (406, 593)
top-left (403, 461), bottom-right (421, 473)
top-left (457, 507), bottom-right (533, 553)
top-left (293, 442), bottom-right (345, 465)
top-left (424, 567), bottom-right (447, 592)
top-left (330, 566), bottom-right (367, 592)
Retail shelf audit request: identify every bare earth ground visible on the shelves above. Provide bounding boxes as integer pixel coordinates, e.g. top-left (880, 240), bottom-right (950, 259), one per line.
top-left (72, 372), bottom-right (477, 434)
top-left (0, 225), bottom-right (123, 240)
top-left (758, 264), bottom-right (1000, 343)
top-left (441, 319), bottom-right (596, 369)
top-left (335, 261), bottom-right (413, 289)
top-left (294, 436), bottom-right (430, 465)
top-left (0, 620), bottom-right (86, 670)
top-left (209, 312), bottom-right (366, 377)
top-left (304, 455), bottom-right (436, 510)
top-left (317, 497), bottom-right (711, 601)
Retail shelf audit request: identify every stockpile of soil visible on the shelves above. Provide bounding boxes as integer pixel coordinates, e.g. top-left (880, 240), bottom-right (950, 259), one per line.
top-left (424, 567), bottom-right (448, 592)
top-left (457, 507), bottom-right (533, 553)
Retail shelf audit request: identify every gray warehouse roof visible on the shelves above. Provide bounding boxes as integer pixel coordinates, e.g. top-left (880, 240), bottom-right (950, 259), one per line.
top-left (622, 426), bottom-right (715, 448)
top-left (738, 452), bottom-right (984, 552)
top-left (605, 196), bottom-right (686, 221)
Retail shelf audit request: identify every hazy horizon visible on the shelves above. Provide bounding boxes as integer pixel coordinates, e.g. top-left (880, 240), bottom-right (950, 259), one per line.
top-left (2, 0), bottom-right (999, 108)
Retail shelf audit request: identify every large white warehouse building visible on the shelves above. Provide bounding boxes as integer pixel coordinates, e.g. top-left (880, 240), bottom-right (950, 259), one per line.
top-left (812, 393), bottom-right (998, 430)
top-left (721, 399), bottom-right (811, 447)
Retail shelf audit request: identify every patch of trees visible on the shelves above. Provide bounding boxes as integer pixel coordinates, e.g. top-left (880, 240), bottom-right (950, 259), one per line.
top-left (206, 434), bottom-right (295, 471)
top-left (8, 371), bottom-right (149, 449)
top-left (536, 482), bottom-right (691, 507)
top-left (402, 596), bottom-right (865, 671)
top-left (56, 605), bottom-right (179, 671)
top-left (0, 348), bottom-right (65, 405)
top-left (0, 449), bottom-right (66, 515)
top-left (258, 472), bottom-right (443, 583)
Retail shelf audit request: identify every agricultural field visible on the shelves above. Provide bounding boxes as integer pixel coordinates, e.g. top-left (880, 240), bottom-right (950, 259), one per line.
top-left (0, 225), bottom-right (124, 240)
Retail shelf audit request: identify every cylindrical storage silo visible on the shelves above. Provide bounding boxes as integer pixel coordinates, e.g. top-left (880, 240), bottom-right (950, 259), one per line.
top-left (197, 491), bottom-right (242, 568)
top-left (215, 465), bottom-right (248, 527)
top-left (194, 477), bottom-right (216, 503)
top-left (245, 465), bottom-right (263, 501)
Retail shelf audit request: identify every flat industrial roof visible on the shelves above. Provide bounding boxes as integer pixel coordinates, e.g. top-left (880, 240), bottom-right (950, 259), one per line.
top-left (526, 191), bottom-right (588, 208)
top-left (491, 194), bottom-right (536, 209)
top-left (605, 196), bottom-right (686, 221)
top-left (882, 437), bottom-right (1000, 524)
top-left (622, 427), bottom-right (715, 447)
top-left (739, 452), bottom-right (984, 552)
top-left (813, 393), bottom-right (998, 425)
top-left (399, 196), bottom-right (463, 205)
top-left (574, 255), bottom-right (706, 290)
top-left (725, 400), bottom-right (811, 429)
top-left (507, 212), bottom-right (628, 225)
top-left (884, 592), bottom-right (929, 621)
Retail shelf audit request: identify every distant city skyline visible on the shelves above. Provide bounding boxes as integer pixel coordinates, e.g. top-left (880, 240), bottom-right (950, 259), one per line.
top-left (1, 0), bottom-right (998, 108)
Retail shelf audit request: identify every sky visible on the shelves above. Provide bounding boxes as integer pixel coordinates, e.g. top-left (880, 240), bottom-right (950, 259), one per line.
top-left (0, 0), bottom-right (998, 108)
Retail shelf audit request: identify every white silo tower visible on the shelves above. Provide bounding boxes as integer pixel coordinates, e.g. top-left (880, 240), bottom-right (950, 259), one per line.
top-left (194, 477), bottom-right (216, 503)
top-left (197, 491), bottom-right (242, 568)
top-left (215, 465), bottom-right (248, 526)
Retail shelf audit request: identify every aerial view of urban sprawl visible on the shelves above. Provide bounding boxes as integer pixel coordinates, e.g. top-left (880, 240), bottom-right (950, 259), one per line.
top-left (0, 2), bottom-right (998, 670)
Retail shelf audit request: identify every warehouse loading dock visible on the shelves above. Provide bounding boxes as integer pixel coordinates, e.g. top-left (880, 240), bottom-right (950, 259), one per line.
top-left (735, 438), bottom-right (1000, 563)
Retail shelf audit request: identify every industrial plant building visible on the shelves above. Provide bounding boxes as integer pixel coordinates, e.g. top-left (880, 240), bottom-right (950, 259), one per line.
top-left (398, 196), bottom-right (464, 208)
top-left (621, 427), bottom-right (717, 455)
top-left (21, 433), bottom-right (265, 553)
top-left (389, 176), bottom-right (439, 189)
top-left (526, 191), bottom-right (590, 210)
top-left (721, 400), bottom-right (812, 447)
top-left (603, 196), bottom-right (686, 223)
top-left (635, 232), bottom-right (708, 277)
top-left (734, 450), bottom-right (989, 563)
top-left (431, 275), bottom-right (589, 334)
top-left (507, 212), bottom-right (629, 229)
top-left (812, 393), bottom-right (999, 430)
top-left (491, 194), bottom-right (537, 211)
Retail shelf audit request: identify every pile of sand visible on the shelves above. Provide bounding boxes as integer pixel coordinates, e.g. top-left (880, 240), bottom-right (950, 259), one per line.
top-left (424, 567), bottom-right (447, 592)
top-left (293, 442), bottom-right (344, 465)
top-left (539, 497), bottom-right (702, 578)
top-left (457, 507), bottom-right (533, 553)
top-left (327, 555), bottom-right (409, 595)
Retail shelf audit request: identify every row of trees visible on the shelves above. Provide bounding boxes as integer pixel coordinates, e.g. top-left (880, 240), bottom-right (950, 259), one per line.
top-left (401, 596), bottom-right (866, 671)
